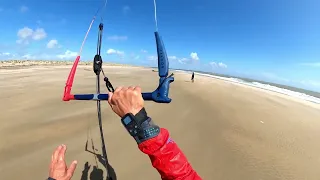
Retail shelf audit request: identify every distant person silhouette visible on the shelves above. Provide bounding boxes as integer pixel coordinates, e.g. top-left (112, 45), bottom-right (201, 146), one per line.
top-left (191, 72), bottom-right (195, 83)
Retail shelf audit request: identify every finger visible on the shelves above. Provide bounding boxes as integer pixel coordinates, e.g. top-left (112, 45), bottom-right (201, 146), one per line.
top-left (114, 86), bottom-right (123, 94)
top-left (127, 86), bottom-right (134, 94)
top-left (52, 145), bottom-right (63, 162)
top-left (121, 87), bottom-right (128, 91)
top-left (66, 160), bottom-right (78, 178)
top-left (107, 92), bottom-right (113, 105)
top-left (58, 144), bottom-right (67, 161)
top-left (113, 87), bottom-right (123, 100)
top-left (134, 86), bottom-right (142, 93)
top-left (118, 87), bottom-right (127, 97)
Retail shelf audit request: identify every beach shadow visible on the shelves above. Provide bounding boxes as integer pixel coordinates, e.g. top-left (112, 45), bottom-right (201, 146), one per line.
top-left (80, 162), bottom-right (92, 180)
top-left (84, 140), bottom-right (117, 180)
top-left (90, 166), bottom-right (104, 180)
top-left (80, 162), bottom-right (105, 180)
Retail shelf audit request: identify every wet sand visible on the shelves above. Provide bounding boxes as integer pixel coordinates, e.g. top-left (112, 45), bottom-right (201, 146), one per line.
top-left (1, 65), bottom-right (320, 180)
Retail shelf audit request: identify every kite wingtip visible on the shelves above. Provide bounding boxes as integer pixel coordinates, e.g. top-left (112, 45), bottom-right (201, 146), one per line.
top-left (62, 93), bottom-right (74, 101)
top-left (62, 90), bottom-right (74, 101)
top-left (62, 94), bottom-right (70, 101)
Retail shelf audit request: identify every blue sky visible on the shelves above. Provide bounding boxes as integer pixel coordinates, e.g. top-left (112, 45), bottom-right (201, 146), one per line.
top-left (0, 0), bottom-right (320, 92)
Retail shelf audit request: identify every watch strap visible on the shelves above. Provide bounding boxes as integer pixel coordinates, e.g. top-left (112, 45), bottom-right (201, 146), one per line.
top-left (134, 107), bottom-right (148, 125)
top-left (135, 125), bottom-right (160, 144)
top-left (121, 108), bottom-right (160, 144)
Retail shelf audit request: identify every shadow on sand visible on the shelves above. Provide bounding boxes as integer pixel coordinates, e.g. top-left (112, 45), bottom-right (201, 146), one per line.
top-left (80, 162), bottom-right (105, 180)
top-left (81, 139), bottom-right (117, 180)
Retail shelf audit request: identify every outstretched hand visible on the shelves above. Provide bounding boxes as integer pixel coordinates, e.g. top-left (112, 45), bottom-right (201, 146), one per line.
top-left (108, 86), bottom-right (144, 118)
top-left (49, 144), bottom-right (78, 180)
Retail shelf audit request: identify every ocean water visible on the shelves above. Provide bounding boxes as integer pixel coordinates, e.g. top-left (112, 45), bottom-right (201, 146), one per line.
top-left (173, 70), bottom-right (320, 104)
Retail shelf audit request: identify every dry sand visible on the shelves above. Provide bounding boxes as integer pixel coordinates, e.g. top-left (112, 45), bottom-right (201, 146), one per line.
top-left (1, 65), bottom-right (320, 180)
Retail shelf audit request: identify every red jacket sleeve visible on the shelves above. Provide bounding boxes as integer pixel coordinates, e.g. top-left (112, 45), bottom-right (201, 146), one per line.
top-left (138, 128), bottom-right (202, 180)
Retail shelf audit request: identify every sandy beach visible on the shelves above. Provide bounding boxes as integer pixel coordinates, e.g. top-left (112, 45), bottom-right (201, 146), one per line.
top-left (1, 64), bottom-right (320, 180)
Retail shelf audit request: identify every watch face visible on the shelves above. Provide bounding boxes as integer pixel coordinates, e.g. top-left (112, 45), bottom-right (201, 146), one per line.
top-left (123, 116), bottom-right (132, 125)
top-left (122, 114), bottom-right (139, 136)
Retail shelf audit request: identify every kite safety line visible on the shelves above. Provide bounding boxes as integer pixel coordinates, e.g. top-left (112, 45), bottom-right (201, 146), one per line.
top-left (90, 0), bottom-right (116, 179)
top-left (153, 0), bottom-right (159, 31)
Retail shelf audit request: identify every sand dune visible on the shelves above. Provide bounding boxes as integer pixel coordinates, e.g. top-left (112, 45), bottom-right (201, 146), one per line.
top-left (1, 65), bottom-right (320, 180)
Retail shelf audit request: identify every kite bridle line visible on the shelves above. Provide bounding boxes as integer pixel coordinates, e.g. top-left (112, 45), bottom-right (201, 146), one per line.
top-left (62, 0), bottom-right (174, 178)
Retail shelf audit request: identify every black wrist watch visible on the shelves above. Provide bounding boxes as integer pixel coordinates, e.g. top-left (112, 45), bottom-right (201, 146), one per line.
top-left (121, 113), bottom-right (140, 137)
top-left (121, 108), bottom-right (160, 143)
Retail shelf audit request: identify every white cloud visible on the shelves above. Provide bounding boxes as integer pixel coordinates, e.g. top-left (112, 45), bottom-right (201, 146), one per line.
top-left (209, 62), bottom-right (217, 66)
top-left (218, 62), bottom-right (227, 68)
top-left (300, 62), bottom-right (320, 67)
top-left (0, 52), bottom-right (17, 60)
top-left (141, 49), bottom-right (148, 53)
top-left (21, 54), bottom-right (36, 60)
top-left (178, 58), bottom-right (189, 64)
top-left (209, 61), bottom-right (227, 68)
top-left (47, 39), bottom-right (59, 48)
top-left (0, 52), bottom-right (11, 56)
top-left (148, 52), bottom-right (200, 65)
top-left (32, 28), bottom-right (47, 40)
top-left (190, 52), bottom-right (199, 61)
top-left (16, 27), bottom-right (33, 44)
top-left (168, 56), bottom-right (177, 61)
top-left (106, 48), bottom-right (124, 56)
top-left (16, 27), bottom-right (47, 44)
top-left (20, 6), bottom-right (28, 13)
top-left (147, 55), bottom-right (157, 61)
top-left (107, 35), bottom-right (128, 41)
top-left (260, 72), bottom-right (320, 90)
top-left (134, 55), bottom-right (140, 60)
top-left (173, 52), bottom-right (199, 64)
top-left (17, 27), bottom-right (33, 39)
top-left (299, 80), bottom-right (320, 87)
top-left (20, 53), bottom-right (58, 60)
top-left (170, 52), bottom-right (200, 64)
top-left (57, 50), bottom-right (78, 60)
top-left (122, 6), bottom-right (130, 14)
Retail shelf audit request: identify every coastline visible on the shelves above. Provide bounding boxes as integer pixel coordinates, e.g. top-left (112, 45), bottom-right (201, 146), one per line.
top-left (1, 60), bottom-right (319, 107)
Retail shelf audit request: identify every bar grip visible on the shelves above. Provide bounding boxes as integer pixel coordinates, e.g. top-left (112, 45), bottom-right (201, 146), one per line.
top-left (73, 91), bottom-right (170, 103)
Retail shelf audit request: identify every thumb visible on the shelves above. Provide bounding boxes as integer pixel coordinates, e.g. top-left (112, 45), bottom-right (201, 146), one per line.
top-left (66, 160), bottom-right (77, 179)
